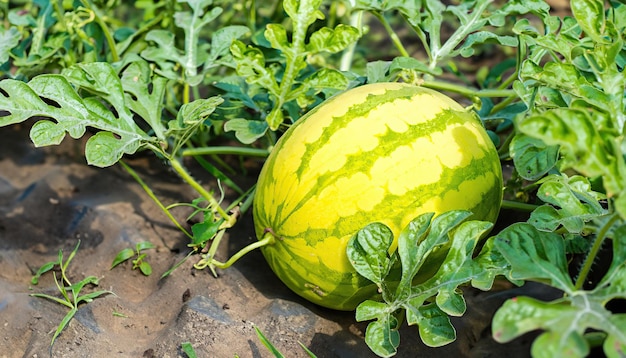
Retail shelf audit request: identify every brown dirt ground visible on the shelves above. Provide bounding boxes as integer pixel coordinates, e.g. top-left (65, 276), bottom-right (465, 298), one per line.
top-left (0, 125), bottom-right (553, 357)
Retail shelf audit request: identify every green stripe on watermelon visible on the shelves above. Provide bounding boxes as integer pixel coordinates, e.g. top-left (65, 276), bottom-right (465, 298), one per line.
top-left (253, 82), bottom-right (502, 310)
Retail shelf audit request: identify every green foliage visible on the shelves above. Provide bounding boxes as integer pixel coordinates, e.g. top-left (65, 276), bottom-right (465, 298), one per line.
top-left (181, 342), bottom-right (198, 358)
top-left (347, 211), bottom-right (507, 356)
top-left (229, 0), bottom-right (359, 136)
top-left (30, 241), bottom-right (114, 347)
top-left (3, 0), bottom-right (626, 357)
top-left (492, 217), bottom-right (626, 357)
top-left (254, 326), bottom-right (318, 358)
top-left (111, 241), bottom-right (156, 276)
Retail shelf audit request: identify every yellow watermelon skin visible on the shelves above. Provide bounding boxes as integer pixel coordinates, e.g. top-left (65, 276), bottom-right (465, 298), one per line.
top-left (253, 82), bottom-right (503, 310)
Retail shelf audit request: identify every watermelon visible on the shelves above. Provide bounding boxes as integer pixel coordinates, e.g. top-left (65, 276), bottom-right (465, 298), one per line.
top-left (252, 82), bottom-right (502, 311)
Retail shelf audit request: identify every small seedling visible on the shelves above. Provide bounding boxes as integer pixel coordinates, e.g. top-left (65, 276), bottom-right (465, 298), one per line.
top-left (110, 241), bottom-right (156, 276)
top-left (112, 311), bottom-right (129, 318)
top-left (254, 326), bottom-right (317, 358)
top-left (181, 342), bottom-right (197, 358)
top-left (30, 241), bottom-right (114, 347)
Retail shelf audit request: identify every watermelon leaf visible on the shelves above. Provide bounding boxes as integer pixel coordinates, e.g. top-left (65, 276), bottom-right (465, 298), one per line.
top-left (0, 63), bottom-right (155, 167)
top-left (349, 211), bottom-right (505, 352)
top-left (528, 175), bottom-right (607, 233)
top-left (347, 222), bottom-right (395, 289)
top-left (140, 1), bottom-right (248, 86)
top-left (509, 134), bottom-right (559, 181)
top-left (491, 221), bottom-right (626, 356)
top-left (230, 0), bottom-right (358, 131)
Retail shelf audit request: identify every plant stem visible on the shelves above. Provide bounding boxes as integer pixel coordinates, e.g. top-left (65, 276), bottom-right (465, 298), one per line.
top-left (429, 0), bottom-right (490, 70)
top-left (210, 233), bottom-right (275, 270)
top-left (372, 11), bottom-right (410, 57)
top-left (119, 160), bottom-right (193, 239)
top-left (81, 0), bottom-right (119, 62)
top-left (500, 200), bottom-right (539, 212)
top-left (574, 212), bottom-right (620, 290)
top-left (489, 94), bottom-right (518, 115)
top-left (340, 11), bottom-right (363, 72)
top-left (181, 146), bottom-right (270, 158)
top-left (497, 130), bottom-right (515, 158)
top-left (421, 79), bottom-right (516, 99)
top-left (201, 229), bottom-right (226, 276)
top-left (169, 157), bottom-right (232, 222)
top-left (273, 1), bottom-right (309, 124)
top-left (236, 186), bottom-right (256, 215)
top-left (408, 24), bottom-right (432, 62)
top-left (248, 0), bottom-right (257, 33)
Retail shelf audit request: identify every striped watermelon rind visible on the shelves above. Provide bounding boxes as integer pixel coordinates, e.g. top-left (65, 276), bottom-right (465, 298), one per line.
top-left (253, 82), bottom-right (502, 310)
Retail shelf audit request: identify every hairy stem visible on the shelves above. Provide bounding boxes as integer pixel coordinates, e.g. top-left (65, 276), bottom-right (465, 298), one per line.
top-left (81, 0), bottom-right (119, 62)
top-left (429, 0), bottom-right (490, 70)
top-left (119, 160), bottom-right (193, 239)
top-left (574, 212), bottom-right (620, 290)
top-left (421, 79), bottom-right (516, 99)
top-left (169, 157), bottom-right (232, 222)
top-left (274, 2), bottom-right (309, 118)
top-left (500, 199), bottom-right (539, 212)
top-left (340, 11), bottom-right (363, 72)
top-left (210, 233), bottom-right (275, 270)
top-left (181, 146), bottom-right (270, 158)
top-left (372, 11), bottom-right (410, 57)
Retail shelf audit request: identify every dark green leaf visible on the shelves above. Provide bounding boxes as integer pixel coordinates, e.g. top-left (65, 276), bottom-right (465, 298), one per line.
top-left (223, 118), bottom-right (268, 144)
top-left (355, 300), bottom-right (389, 322)
top-left (120, 59), bottom-right (168, 140)
top-left (518, 108), bottom-right (624, 196)
top-left (0, 27), bottom-right (21, 64)
top-left (190, 217), bottom-right (222, 246)
top-left (396, 212), bottom-right (434, 294)
top-left (414, 303), bottom-right (456, 347)
top-left (347, 222), bottom-right (394, 286)
top-left (493, 296), bottom-right (590, 357)
top-left (366, 61), bottom-right (391, 83)
top-left (494, 223), bottom-right (572, 291)
top-left (209, 25), bottom-right (250, 62)
top-left (364, 316), bottom-right (400, 358)
top-left (306, 25), bottom-right (360, 53)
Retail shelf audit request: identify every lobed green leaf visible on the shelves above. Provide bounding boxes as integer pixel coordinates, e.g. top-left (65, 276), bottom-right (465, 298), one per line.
top-left (0, 26), bottom-right (21, 64)
top-left (306, 25), bottom-right (360, 54)
top-left (347, 222), bottom-right (394, 287)
top-left (364, 316), bottom-right (400, 358)
top-left (509, 133), bottom-right (558, 181)
top-left (494, 223), bottom-right (572, 291)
